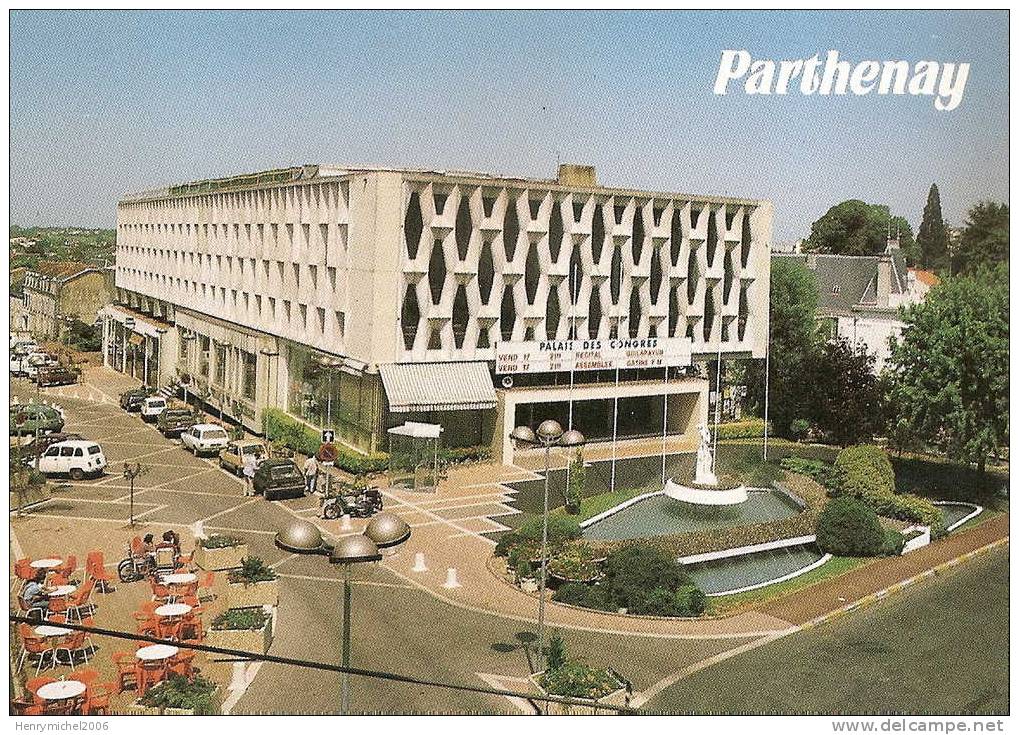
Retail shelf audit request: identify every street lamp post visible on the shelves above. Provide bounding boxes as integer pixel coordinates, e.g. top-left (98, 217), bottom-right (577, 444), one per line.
top-left (123, 462), bottom-right (148, 526)
top-left (274, 513), bottom-right (410, 714)
top-left (509, 420), bottom-right (586, 672)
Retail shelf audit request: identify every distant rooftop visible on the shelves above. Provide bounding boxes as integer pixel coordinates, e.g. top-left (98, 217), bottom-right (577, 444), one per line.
top-left (120, 163), bottom-right (767, 207)
top-left (30, 260), bottom-right (104, 281)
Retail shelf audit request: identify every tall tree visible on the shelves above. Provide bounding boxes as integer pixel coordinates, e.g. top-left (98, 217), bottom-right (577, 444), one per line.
top-left (886, 266), bottom-right (1009, 471)
top-left (804, 338), bottom-right (884, 446)
top-left (745, 258), bottom-right (821, 436)
top-left (915, 183), bottom-right (950, 272)
top-left (804, 200), bottom-right (915, 259)
top-left (953, 201), bottom-right (1009, 275)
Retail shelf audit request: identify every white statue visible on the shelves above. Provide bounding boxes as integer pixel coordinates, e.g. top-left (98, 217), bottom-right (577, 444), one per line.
top-left (694, 424), bottom-right (717, 486)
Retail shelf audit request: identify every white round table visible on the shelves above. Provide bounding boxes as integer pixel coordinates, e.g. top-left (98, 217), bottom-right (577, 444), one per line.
top-left (31, 558), bottom-right (63, 569)
top-left (34, 625), bottom-right (72, 637)
top-left (47, 585), bottom-right (76, 597)
top-left (161, 572), bottom-right (197, 584)
top-left (136, 644), bottom-right (179, 661)
top-left (154, 603), bottom-right (192, 617)
top-left (36, 680), bottom-right (86, 701)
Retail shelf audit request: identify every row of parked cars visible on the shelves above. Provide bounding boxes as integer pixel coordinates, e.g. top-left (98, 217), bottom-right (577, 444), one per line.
top-left (10, 402), bottom-right (108, 480)
top-left (9, 338), bottom-right (80, 387)
top-left (117, 387), bottom-right (306, 500)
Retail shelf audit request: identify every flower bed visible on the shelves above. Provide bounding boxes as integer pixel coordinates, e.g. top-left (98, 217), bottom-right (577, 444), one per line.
top-left (226, 557), bottom-right (279, 608)
top-left (132, 675), bottom-right (219, 715)
top-left (195, 535), bottom-right (247, 571)
top-left (207, 607), bottom-right (274, 655)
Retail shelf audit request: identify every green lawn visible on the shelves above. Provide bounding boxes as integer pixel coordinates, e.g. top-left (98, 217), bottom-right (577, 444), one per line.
top-left (645, 545), bottom-right (1010, 714)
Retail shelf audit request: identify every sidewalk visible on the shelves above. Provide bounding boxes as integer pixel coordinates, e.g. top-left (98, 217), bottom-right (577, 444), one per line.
top-left (759, 514), bottom-right (1009, 625)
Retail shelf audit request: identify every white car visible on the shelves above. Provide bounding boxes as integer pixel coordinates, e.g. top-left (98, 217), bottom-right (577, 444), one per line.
top-left (140, 396), bottom-right (168, 422)
top-left (181, 423), bottom-right (230, 457)
top-left (37, 440), bottom-right (107, 480)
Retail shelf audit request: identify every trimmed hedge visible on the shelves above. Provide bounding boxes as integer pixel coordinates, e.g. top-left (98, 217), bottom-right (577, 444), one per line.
top-left (833, 445), bottom-right (896, 502)
top-left (712, 418), bottom-right (769, 440)
top-left (264, 408), bottom-right (388, 474)
top-left (816, 497), bottom-right (886, 557)
top-left (438, 445), bottom-right (492, 465)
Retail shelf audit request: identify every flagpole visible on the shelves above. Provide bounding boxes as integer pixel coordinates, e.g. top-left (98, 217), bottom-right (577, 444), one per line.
top-left (763, 298), bottom-right (771, 462)
top-left (661, 364), bottom-right (669, 488)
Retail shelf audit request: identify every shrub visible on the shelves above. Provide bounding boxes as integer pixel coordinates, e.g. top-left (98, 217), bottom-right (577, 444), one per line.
top-left (211, 607), bottom-right (271, 631)
top-left (138, 674), bottom-right (217, 714)
top-left (871, 493), bottom-right (946, 538)
top-left (227, 556), bottom-right (277, 585)
top-left (518, 515), bottom-right (583, 549)
top-left (565, 453), bottom-right (586, 515)
top-left (200, 534), bottom-right (242, 549)
top-left (815, 497), bottom-right (886, 557)
top-left (789, 418), bottom-right (811, 442)
top-left (602, 546), bottom-right (690, 610)
top-left (547, 543), bottom-right (600, 582)
top-left (553, 582), bottom-right (597, 607)
top-left (437, 445), bottom-right (492, 465)
top-left (264, 408), bottom-right (388, 474)
top-left (514, 557), bottom-right (534, 581)
top-left (539, 662), bottom-right (621, 700)
top-left (883, 529), bottom-right (905, 557)
top-left (713, 418), bottom-right (769, 440)
top-left (546, 631), bottom-right (567, 672)
top-left (833, 445), bottom-right (896, 502)
top-left (779, 457), bottom-right (843, 489)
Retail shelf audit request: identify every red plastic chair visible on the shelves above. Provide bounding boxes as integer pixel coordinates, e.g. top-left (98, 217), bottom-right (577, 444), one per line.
top-left (55, 555), bottom-right (77, 581)
top-left (13, 558), bottom-right (36, 594)
top-left (111, 652), bottom-right (138, 694)
top-left (17, 626), bottom-right (56, 675)
top-left (69, 669), bottom-right (99, 687)
top-left (136, 659), bottom-right (167, 695)
top-left (46, 595), bottom-right (69, 621)
top-left (84, 682), bottom-right (116, 715)
top-left (54, 630), bottom-right (90, 669)
top-left (67, 579), bottom-right (96, 622)
top-left (168, 649), bottom-right (197, 679)
top-left (11, 697), bottom-right (44, 715)
top-left (86, 551), bottom-right (113, 593)
top-left (198, 571), bottom-right (216, 601)
top-left (25, 676), bottom-right (57, 704)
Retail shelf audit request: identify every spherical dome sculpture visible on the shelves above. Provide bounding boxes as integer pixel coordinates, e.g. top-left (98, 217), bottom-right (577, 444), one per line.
top-left (509, 425), bottom-right (537, 445)
top-left (536, 419), bottom-right (564, 441)
top-left (364, 513), bottom-right (411, 548)
top-left (329, 534), bottom-right (382, 564)
top-left (559, 429), bottom-right (586, 447)
top-left (275, 520), bottom-right (327, 554)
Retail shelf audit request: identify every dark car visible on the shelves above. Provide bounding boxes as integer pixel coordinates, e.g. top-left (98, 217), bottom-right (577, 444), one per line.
top-left (253, 458), bottom-right (306, 501)
top-left (36, 365), bottom-right (80, 387)
top-left (10, 404), bottom-right (65, 436)
top-left (157, 408), bottom-right (199, 438)
top-left (119, 387), bottom-right (153, 412)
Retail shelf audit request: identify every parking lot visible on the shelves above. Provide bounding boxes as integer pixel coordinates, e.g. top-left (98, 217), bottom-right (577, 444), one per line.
top-left (12, 366), bottom-right (770, 713)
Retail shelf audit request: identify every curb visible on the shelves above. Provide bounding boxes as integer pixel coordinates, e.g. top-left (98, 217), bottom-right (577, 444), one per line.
top-left (798, 536), bottom-right (1009, 631)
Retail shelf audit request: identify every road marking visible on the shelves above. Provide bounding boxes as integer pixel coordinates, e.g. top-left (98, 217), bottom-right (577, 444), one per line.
top-left (200, 496), bottom-right (260, 524)
top-left (475, 672), bottom-right (535, 714)
top-left (275, 572), bottom-right (413, 589)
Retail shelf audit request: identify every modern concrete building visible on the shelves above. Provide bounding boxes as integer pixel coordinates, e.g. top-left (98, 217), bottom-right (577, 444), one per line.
top-left (20, 261), bottom-right (115, 341)
top-left (104, 164), bottom-right (772, 461)
top-left (774, 239), bottom-right (939, 373)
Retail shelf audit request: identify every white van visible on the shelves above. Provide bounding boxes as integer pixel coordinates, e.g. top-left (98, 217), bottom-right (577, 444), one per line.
top-left (22, 353), bottom-right (58, 380)
top-left (37, 440), bottom-right (107, 480)
top-left (140, 396), bottom-right (168, 422)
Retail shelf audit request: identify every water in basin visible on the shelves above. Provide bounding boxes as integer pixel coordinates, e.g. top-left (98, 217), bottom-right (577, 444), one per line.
top-left (582, 490), bottom-right (802, 542)
top-left (687, 543), bottom-right (825, 595)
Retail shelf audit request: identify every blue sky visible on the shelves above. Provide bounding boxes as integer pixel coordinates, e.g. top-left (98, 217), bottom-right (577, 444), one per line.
top-left (9, 10), bottom-right (1008, 241)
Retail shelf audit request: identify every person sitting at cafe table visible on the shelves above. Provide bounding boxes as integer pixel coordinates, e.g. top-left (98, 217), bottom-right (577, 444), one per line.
top-left (161, 529), bottom-right (180, 555)
top-left (20, 570), bottom-right (50, 614)
top-left (140, 534), bottom-right (155, 556)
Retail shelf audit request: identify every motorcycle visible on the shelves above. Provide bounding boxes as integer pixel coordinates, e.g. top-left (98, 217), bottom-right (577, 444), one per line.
top-left (321, 487), bottom-right (383, 520)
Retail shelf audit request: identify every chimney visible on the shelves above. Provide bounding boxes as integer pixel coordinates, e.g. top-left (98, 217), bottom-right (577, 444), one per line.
top-left (876, 255), bottom-right (892, 306)
top-left (557, 164), bottom-right (596, 187)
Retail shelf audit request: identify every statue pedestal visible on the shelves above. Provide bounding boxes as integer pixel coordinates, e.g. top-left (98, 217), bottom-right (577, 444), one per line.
top-left (663, 478), bottom-right (749, 506)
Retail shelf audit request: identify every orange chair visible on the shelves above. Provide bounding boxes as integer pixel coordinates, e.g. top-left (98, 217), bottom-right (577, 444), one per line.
top-left (197, 571), bottom-right (215, 601)
top-left (17, 626), bottom-right (56, 675)
top-left (168, 649), bottom-right (197, 679)
top-left (179, 613), bottom-right (203, 642)
top-left (85, 551), bottom-right (113, 593)
top-left (11, 697), bottom-right (44, 715)
top-left (54, 555), bottom-right (77, 582)
top-left (46, 595), bottom-right (69, 621)
top-left (155, 617), bottom-right (182, 641)
top-left (13, 558), bottom-right (36, 594)
top-left (84, 682), bottom-right (116, 715)
top-left (67, 579), bottom-right (96, 623)
top-left (69, 669), bottom-right (99, 687)
top-left (175, 550), bottom-right (195, 570)
top-left (112, 652), bottom-right (139, 694)
top-left (150, 580), bottom-right (171, 602)
top-left (136, 659), bottom-right (167, 695)
top-left (54, 629), bottom-right (91, 669)
top-left (136, 618), bottom-right (159, 637)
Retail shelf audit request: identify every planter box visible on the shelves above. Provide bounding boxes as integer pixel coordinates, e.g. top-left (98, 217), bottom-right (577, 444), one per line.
top-left (125, 688), bottom-right (220, 715)
top-left (226, 578), bottom-right (279, 608)
top-left (195, 543), bottom-right (248, 571)
top-left (206, 617), bottom-right (273, 656)
top-left (519, 579), bottom-right (539, 593)
top-left (530, 671), bottom-right (628, 715)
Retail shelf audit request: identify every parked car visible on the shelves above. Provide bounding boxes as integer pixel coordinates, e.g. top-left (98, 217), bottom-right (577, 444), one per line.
top-left (218, 439), bottom-right (269, 476)
top-left (181, 423), bottom-right (230, 456)
top-left (29, 432), bottom-right (86, 458)
top-left (37, 365), bottom-right (80, 387)
top-left (22, 353), bottom-right (58, 381)
top-left (253, 458), bottom-right (306, 501)
top-left (37, 439), bottom-right (107, 480)
top-left (140, 396), bottom-right (169, 422)
top-left (10, 403), bottom-right (66, 436)
top-left (157, 408), bottom-right (199, 438)
top-left (119, 387), bottom-right (153, 412)
top-left (10, 340), bottom-right (39, 358)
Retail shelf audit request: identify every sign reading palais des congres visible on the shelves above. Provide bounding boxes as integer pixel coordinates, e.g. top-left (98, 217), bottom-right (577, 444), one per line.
top-left (495, 337), bottom-right (693, 375)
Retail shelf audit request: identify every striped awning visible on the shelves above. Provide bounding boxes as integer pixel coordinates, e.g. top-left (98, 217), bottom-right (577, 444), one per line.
top-left (379, 362), bottom-right (496, 413)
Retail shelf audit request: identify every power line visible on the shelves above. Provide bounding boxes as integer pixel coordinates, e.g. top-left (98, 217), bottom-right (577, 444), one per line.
top-left (9, 615), bottom-right (633, 714)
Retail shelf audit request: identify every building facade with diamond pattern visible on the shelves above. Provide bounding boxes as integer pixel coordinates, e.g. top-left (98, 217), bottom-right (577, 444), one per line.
top-left (104, 164), bottom-right (771, 459)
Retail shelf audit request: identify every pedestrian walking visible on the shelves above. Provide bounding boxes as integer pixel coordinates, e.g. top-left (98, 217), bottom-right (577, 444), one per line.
top-left (242, 451), bottom-right (257, 496)
top-left (303, 454), bottom-right (319, 495)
